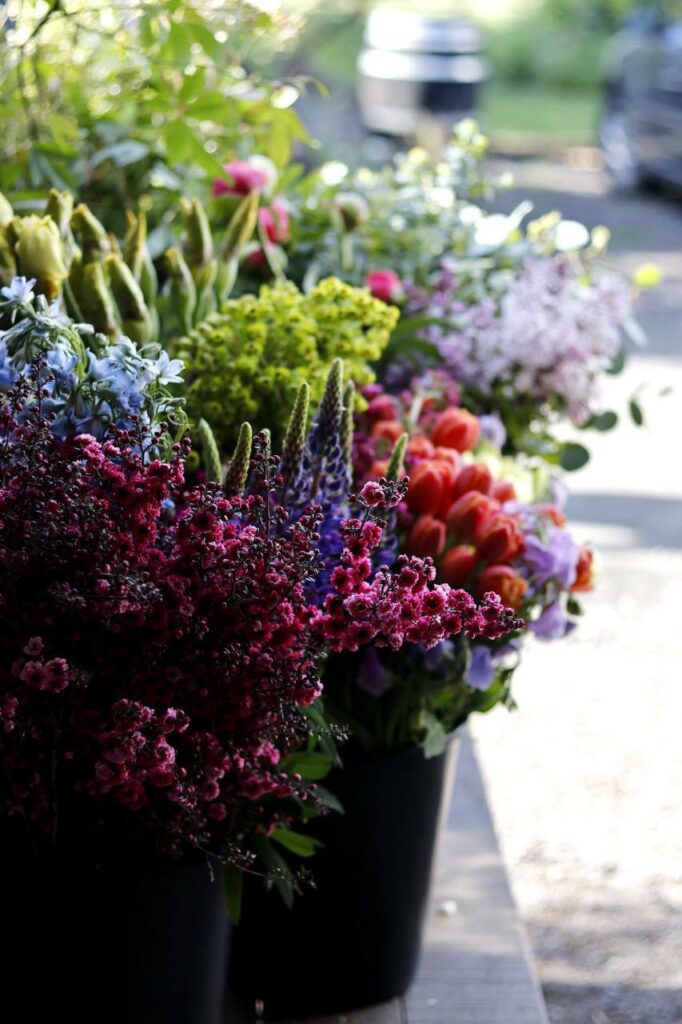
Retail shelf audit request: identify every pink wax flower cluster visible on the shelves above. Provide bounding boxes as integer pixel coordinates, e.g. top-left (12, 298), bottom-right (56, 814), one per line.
top-left (316, 481), bottom-right (522, 653)
top-left (0, 377), bottom-right (520, 863)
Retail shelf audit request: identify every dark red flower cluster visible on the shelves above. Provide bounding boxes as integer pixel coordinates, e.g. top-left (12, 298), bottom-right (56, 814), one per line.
top-left (0, 380), bottom-right (521, 864)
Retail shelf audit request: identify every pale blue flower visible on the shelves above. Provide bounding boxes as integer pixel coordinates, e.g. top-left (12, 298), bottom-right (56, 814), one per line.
top-left (1, 277), bottom-right (36, 303)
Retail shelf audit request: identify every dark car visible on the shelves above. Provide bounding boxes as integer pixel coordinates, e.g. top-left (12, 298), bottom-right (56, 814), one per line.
top-left (600, 8), bottom-right (682, 189)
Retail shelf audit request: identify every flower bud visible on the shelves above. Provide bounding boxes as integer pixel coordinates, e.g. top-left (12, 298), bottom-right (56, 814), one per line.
top-left (474, 565), bottom-right (528, 610)
top-left (79, 261), bottom-right (121, 338)
top-left (446, 491), bottom-right (498, 541)
top-left (258, 198), bottom-right (290, 245)
top-left (0, 192), bottom-right (13, 229)
top-left (491, 479), bottom-right (517, 503)
top-left (476, 515), bottom-right (525, 564)
top-left (371, 419), bottom-right (405, 444)
top-left (365, 269), bottom-right (404, 304)
top-left (105, 254), bottom-right (156, 346)
top-left (332, 192), bottom-right (370, 232)
top-left (440, 545), bottom-right (478, 587)
top-left (431, 407), bottom-right (480, 452)
top-left (571, 546), bottom-right (594, 592)
top-left (213, 159), bottom-right (269, 197)
top-left (406, 515), bottom-right (446, 559)
top-left (12, 215), bottom-right (68, 301)
top-left (406, 460), bottom-right (446, 515)
top-left (451, 462), bottom-right (493, 500)
top-left (71, 204), bottom-right (110, 263)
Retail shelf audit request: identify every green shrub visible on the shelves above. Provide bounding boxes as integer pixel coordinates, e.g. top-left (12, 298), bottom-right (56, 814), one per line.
top-left (173, 277), bottom-right (398, 451)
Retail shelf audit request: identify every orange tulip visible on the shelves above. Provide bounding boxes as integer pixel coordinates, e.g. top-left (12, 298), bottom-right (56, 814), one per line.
top-left (371, 419), bottom-right (405, 444)
top-left (406, 515), bottom-right (446, 559)
top-left (446, 491), bottom-right (499, 541)
top-left (474, 565), bottom-right (528, 610)
top-left (406, 461), bottom-right (446, 515)
top-left (491, 480), bottom-right (517, 503)
top-left (440, 545), bottom-right (478, 587)
top-left (571, 546), bottom-right (594, 592)
top-left (431, 408), bottom-right (480, 452)
top-left (451, 462), bottom-right (493, 501)
top-left (476, 515), bottom-right (525, 564)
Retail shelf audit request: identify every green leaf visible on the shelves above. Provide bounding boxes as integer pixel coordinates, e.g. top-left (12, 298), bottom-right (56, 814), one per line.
top-left (559, 442), bottom-right (590, 472)
top-left (315, 784), bottom-right (345, 815)
top-left (271, 828), bottom-right (321, 859)
top-left (607, 348), bottom-right (626, 375)
top-left (165, 120), bottom-right (193, 163)
top-left (629, 399), bottom-right (644, 426)
top-left (189, 21), bottom-right (226, 65)
top-left (222, 864), bottom-right (243, 924)
top-left (566, 596), bottom-right (584, 616)
top-left (586, 410), bottom-right (618, 432)
top-left (91, 141), bottom-right (150, 169)
top-left (278, 750), bottom-right (332, 781)
top-left (422, 713), bottom-right (447, 759)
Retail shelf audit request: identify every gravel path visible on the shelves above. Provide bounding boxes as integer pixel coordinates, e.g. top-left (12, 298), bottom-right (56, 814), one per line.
top-left (473, 159), bottom-right (682, 1024)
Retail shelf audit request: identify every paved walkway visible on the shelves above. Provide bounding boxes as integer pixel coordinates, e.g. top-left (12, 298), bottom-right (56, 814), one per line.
top-left (475, 159), bottom-right (682, 1024)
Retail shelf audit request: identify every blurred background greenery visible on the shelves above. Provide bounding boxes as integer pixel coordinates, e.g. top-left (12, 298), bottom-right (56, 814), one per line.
top-left (0, 0), bottom-right (669, 222)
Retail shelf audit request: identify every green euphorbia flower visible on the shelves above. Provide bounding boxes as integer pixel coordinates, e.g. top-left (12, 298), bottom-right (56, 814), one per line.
top-left (173, 277), bottom-right (399, 451)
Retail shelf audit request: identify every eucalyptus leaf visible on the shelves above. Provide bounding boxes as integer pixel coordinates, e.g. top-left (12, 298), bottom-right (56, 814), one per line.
top-left (559, 442), bottom-right (590, 472)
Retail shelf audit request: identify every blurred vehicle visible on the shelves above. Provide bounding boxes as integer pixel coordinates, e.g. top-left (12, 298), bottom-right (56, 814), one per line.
top-left (600, 8), bottom-right (682, 189)
top-left (357, 8), bottom-right (489, 138)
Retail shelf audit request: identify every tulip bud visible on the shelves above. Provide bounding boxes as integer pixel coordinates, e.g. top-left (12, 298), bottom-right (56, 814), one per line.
top-left (258, 198), bottom-right (290, 245)
top-left (476, 515), bottom-right (525, 564)
top-left (78, 261), bottom-right (121, 338)
top-left (331, 192), bottom-right (370, 232)
top-left (0, 231), bottom-right (17, 287)
top-left (213, 159), bottom-right (271, 197)
top-left (365, 269), bottom-right (404, 304)
top-left (491, 480), bottom-right (517, 503)
top-left (0, 192), bottom-right (13, 229)
top-left (11, 215), bottom-right (68, 301)
top-left (406, 460), bottom-right (446, 516)
top-left (159, 247), bottom-right (197, 337)
top-left (45, 189), bottom-right (73, 239)
top-left (371, 419), bottom-right (405, 444)
top-left (71, 204), bottom-right (111, 263)
top-left (123, 211), bottom-right (158, 305)
top-left (431, 407), bottom-right (480, 452)
top-left (440, 545), bottom-right (478, 587)
top-left (406, 515), bottom-right (446, 559)
top-left (446, 491), bottom-right (498, 541)
top-left (474, 565), bottom-right (528, 610)
top-left (571, 546), bottom-right (594, 592)
top-left (451, 462), bottom-right (493, 500)
top-left (407, 436), bottom-right (435, 461)
top-left (105, 254), bottom-right (156, 345)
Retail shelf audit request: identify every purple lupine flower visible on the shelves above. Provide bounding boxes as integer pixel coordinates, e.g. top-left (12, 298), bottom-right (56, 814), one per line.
top-left (523, 527), bottom-right (579, 589)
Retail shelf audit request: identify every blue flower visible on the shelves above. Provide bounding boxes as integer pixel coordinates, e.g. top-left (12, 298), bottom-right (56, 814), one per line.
top-left (532, 602), bottom-right (576, 640)
top-left (154, 350), bottom-right (184, 385)
top-left (1, 277), bottom-right (36, 303)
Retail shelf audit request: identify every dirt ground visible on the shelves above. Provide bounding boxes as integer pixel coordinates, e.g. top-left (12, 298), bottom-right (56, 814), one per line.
top-left (473, 158), bottom-right (682, 1024)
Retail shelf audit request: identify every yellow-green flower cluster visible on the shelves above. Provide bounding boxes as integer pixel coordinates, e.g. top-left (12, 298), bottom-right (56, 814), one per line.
top-left (174, 278), bottom-right (398, 450)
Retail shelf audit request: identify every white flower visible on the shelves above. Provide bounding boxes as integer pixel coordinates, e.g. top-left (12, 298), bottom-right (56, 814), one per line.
top-left (1, 277), bottom-right (36, 303)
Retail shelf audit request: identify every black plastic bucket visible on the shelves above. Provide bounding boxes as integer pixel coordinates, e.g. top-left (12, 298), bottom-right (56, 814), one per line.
top-left (229, 742), bottom-right (456, 1018)
top-left (5, 856), bottom-right (230, 1024)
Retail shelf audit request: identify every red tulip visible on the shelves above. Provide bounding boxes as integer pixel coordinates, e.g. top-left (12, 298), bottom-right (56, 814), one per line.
top-left (365, 269), bottom-right (404, 304)
top-left (571, 546), bottom-right (594, 592)
top-left (476, 515), bottom-right (525, 564)
top-left (451, 462), bottom-right (493, 500)
top-left (431, 408), bottom-right (480, 452)
top-left (446, 491), bottom-right (499, 541)
top-left (491, 480), bottom-right (517, 503)
top-left (407, 436), bottom-right (436, 461)
top-left (440, 545), bottom-right (478, 587)
top-left (433, 446), bottom-right (462, 474)
top-left (406, 461), bottom-right (446, 515)
top-left (474, 565), bottom-right (528, 610)
top-left (371, 419), bottom-right (405, 444)
top-left (406, 515), bottom-right (446, 559)
top-left (370, 459), bottom-right (389, 479)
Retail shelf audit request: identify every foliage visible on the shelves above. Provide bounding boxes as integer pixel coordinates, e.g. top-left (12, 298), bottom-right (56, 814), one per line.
top-left (173, 277), bottom-right (398, 452)
top-left (0, 0), bottom-right (311, 228)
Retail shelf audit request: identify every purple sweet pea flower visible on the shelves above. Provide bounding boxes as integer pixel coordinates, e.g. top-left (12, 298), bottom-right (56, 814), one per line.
top-left (523, 527), bottom-right (579, 589)
top-left (466, 645), bottom-right (495, 691)
top-left (479, 413), bottom-right (507, 450)
top-left (532, 603), bottom-right (577, 640)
